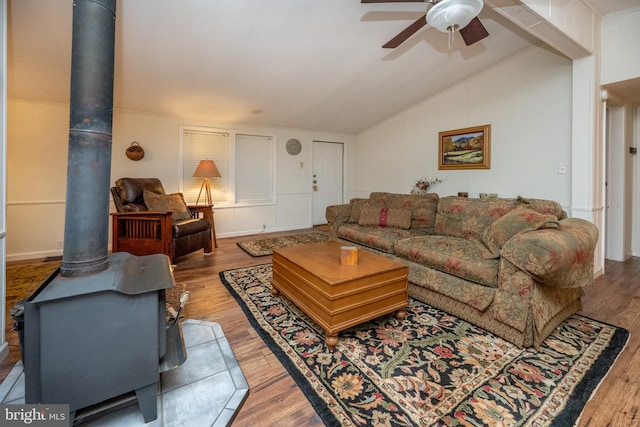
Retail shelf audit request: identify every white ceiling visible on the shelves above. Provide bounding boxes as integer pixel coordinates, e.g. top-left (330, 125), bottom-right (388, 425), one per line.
top-left (7, 0), bottom-right (639, 134)
top-left (589, 0), bottom-right (640, 15)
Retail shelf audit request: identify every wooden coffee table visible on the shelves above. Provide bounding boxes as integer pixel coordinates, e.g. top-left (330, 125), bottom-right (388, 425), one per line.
top-left (271, 241), bottom-right (408, 350)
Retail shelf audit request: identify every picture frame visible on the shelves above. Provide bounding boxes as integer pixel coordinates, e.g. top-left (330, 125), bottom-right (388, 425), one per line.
top-left (438, 124), bottom-right (491, 170)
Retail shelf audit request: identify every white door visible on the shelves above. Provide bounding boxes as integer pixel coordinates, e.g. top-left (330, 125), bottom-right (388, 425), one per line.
top-left (312, 141), bottom-right (343, 225)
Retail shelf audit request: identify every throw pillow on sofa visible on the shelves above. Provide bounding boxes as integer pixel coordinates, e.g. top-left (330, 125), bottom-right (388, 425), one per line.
top-left (349, 193), bottom-right (391, 223)
top-left (480, 208), bottom-right (560, 258)
top-left (143, 190), bottom-right (193, 222)
top-left (358, 207), bottom-right (412, 229)
top-left (348, 198), bottom-right (370, 223)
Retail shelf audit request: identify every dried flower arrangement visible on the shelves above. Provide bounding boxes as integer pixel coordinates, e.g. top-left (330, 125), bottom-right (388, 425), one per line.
top-left (410, 176), bottom-right (443, 194)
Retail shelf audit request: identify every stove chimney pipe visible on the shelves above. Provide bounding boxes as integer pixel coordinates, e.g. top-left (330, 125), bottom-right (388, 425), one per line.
top-left (61, 0), bottom-right (116, 277)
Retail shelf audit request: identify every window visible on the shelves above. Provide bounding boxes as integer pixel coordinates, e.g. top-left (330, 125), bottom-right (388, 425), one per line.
top-left (180, 126), bottom-right (276, 206)
top-left (235, 134), bottom-right (275, 205)
top-left (181, 127), bottom-right (229, 204)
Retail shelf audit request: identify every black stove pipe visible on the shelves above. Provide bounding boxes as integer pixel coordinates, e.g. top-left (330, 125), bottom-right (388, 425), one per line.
top-left (22, 5), bottom-right (184, 422)
top-left (62, 0), bottom-right (117, 277)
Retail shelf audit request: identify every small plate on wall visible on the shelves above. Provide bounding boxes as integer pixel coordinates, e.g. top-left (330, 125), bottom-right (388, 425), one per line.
top-left (286, 138), bottom-right (302, 156)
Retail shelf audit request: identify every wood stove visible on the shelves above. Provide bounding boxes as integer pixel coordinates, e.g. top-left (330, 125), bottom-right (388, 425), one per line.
top-left (23, 252), bottom-right (184, 423)
top-left (21, 1), bottom-right (187, 423)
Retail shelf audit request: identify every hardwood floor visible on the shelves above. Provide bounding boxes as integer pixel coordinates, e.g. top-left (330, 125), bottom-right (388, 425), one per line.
top-left (577, 257), bottom-right (640, 426)
top-left (2, 229), bottom-right (639, 426)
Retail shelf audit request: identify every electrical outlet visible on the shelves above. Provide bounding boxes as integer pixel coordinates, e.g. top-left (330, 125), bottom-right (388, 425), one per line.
top-left (56, 240), bottom-right (64, 249)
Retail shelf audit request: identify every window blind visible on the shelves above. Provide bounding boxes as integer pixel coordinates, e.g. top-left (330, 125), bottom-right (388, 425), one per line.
top-left (235, 134), bottom-right (275, 204)
top-left (182, 128), bottom-right (229, 204)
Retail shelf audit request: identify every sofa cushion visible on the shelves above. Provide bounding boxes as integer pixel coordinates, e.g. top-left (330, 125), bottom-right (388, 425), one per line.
top-left (348, 198), bottom-right (370, 223)
top-left (435, 197), bottom-right (516, 239)
top-left (480, 208), bottom-right (560, 258)
top-left (388, 193), bottom-right (439, 232)
top-left (409, 207), bottom-right (437, 232)
top-left (514, 196), bottom-right (566, 219)
top-left (358, 208), bottom-right (411, 229)
top-left (338, 223), bottom-right (427, 253)
top-left (350, 192), bottom-right (439, 231)
top-left (143, 190), bottom-right (193, 221)
top-left (500, 218), bottom-right (598, 288)
top-left (407, 266), bottom-right (497, 312)
top-left (394, 235), bottom-right (499, 288)
top-left (435, 196), bottom-right (565, 239)
top-left (348, 193), bottom-right (393, 223)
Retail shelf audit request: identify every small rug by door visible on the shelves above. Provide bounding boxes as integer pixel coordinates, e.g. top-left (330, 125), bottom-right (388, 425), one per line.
top-left (237, 232), bottom-right (329, 257)
top-left (220, 264), bottom-right (629, 427)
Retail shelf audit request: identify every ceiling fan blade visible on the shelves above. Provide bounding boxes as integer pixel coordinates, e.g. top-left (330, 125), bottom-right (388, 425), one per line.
top-left (382, 16), bottom-right (427, 48)
top-left (361, 0), bottom-right (425, 3)
top-left (459, 17), bottom-right (489, 46)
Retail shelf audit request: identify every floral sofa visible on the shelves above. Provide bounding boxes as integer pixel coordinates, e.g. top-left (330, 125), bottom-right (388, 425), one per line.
top-left (326, 192), bottom-right (599, 348)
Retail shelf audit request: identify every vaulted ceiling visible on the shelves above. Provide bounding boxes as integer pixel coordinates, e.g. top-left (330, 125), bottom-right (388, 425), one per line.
top-left (7, 0), bottom-right (638, 134)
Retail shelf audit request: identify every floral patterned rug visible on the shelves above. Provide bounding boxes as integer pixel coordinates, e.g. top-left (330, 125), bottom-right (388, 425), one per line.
top-left (236, 232), bottom-right (329, 257)
top-left (220, 264), bottom-right (629, 427)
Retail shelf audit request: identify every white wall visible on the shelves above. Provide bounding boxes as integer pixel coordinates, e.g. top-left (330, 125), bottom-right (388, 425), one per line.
top-left (5, 100), bottom-right (355, 260)
top-left (601, 7), bottom-right (640, 85)
top-left (354, 45), bottom-right (574, 206)
top-left (6, 100), bottom-right (68, 260)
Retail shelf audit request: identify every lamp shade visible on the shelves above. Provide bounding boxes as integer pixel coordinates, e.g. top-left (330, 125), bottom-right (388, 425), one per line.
top-left (193, 159), bottom-right (221, 178)
top-left (427, 0), bottom-right (483, 33)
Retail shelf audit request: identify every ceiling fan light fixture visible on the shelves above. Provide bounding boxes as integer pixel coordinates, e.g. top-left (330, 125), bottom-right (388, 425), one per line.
top-left (426, 0), bottom-right (483, 34)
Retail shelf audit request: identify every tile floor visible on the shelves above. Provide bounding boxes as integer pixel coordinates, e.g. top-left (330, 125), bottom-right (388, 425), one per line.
top-left (0, 320), bottom-right (249, 426)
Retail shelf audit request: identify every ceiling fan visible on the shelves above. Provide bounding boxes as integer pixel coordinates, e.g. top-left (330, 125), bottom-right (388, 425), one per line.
top-left (361, 0), bottom-right (489, 48)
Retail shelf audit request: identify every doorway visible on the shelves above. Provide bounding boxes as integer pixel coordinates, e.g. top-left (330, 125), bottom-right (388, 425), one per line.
top-left (605, 105), bottom-right (626, 261)
top-left (603, 94), bottom-right (638, 261)
top-left (312, 141), bottom-right (344, 225)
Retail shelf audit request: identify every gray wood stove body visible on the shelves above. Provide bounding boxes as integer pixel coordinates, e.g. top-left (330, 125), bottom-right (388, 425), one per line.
top-left (23, 252), bottom-right (185, 423)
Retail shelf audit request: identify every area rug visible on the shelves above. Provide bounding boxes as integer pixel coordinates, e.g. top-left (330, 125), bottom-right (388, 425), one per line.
top-left (5, 261), bottom-right (61, 325)
top-left (219, 264), bottom-right (629, 427)
top-left (237, 232), bottom-right (329, 257)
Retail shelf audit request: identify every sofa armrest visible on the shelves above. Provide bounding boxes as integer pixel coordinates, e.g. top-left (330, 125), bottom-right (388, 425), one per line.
top-left (326, 204), bottom-right (352, 238)
top-left (500, 218), bottom-right (599, 288)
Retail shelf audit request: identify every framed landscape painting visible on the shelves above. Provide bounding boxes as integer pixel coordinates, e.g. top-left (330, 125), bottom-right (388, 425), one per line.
top-left (438, 124), bottom-right (491, 170)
